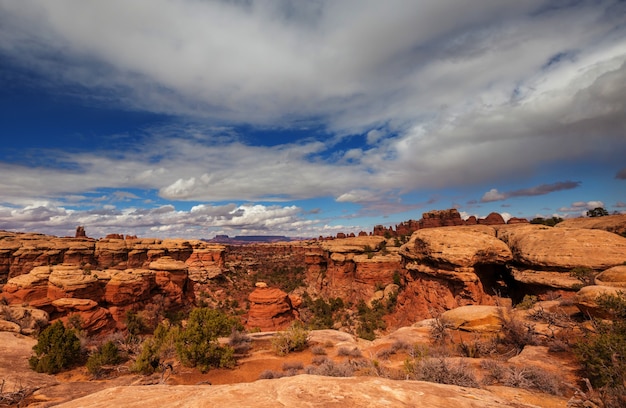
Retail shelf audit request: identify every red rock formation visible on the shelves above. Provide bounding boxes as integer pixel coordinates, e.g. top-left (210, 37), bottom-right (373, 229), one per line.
top-left (507, 217), bottom-right (529, 225)
top-left (478, 212), bottom-right (505, 225)
top-left (246, 286), bottom-right (297, 331)
top-left (75, 226), bottom-right (86, 238)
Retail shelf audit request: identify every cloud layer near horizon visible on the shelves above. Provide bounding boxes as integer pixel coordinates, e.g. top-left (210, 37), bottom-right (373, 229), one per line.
top-left (1, 1), bottom-right (625, 237)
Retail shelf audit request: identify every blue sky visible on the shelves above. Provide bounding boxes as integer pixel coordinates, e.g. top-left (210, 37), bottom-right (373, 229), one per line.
top-left (1, 0), bottom-right (625, 239)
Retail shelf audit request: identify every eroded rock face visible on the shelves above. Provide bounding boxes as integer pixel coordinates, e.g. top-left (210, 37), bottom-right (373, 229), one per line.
top-left (246, 286), bottom-right (297, 331)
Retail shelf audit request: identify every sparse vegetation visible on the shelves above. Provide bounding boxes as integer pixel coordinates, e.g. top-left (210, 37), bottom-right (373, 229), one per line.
top-left (529, 216), bottom-right (563, 226)
top-left (175, 307), bottom-right (240, 373)
top-left (86, 340), bottom-right (123, 377)
top-left (405, 357), bottom-right (480, 388)
top-left (29, 321), bottom-right (83, 374)
top-left (271, 322), bottom-right (309, 356)
top-left (574, 292), bottom-right (626, 406)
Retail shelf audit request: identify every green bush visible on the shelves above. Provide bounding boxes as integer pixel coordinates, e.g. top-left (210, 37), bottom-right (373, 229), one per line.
top-left (356, 300), bottom-right (386, 340)
top-left (131, 322), bottom-right (179, 374)
top-left (29, 321), bottom-right (83, 374)
top-left (574, 293), bottom-right (626, 391)
top-left (175, 308), bottom-right (240, 373)
top-left (86, 340), bottom-right (122, 376)
top-left (271, 322), bottom-right (309, 356)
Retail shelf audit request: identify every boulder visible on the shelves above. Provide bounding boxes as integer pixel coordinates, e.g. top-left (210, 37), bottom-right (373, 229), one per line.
top-left (594, 265), bottom-right (626, 287)
top-left (400, 226), bottom-right (513, 268)
top-left (574, 285), bottom-right (626, 317)
top-left (497, 225), bottom-right (626, 270)
top-left (441, 305), bottom-right (508, 332)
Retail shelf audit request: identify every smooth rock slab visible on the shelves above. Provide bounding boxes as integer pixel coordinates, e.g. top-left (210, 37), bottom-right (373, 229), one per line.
top-left (55, 375), bottom-right (542, 408)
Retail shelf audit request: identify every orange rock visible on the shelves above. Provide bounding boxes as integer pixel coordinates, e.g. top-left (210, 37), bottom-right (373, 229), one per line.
top-left (246, 287), bottom-right (296, 331)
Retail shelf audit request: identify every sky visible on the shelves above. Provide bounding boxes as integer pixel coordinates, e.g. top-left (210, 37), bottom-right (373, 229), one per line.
top-left (0, 0), bottom-right (625, 239)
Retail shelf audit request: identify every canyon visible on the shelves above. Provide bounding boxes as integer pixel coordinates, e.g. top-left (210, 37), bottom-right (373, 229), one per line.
top-left (1, 211), bottom-right (626, 407)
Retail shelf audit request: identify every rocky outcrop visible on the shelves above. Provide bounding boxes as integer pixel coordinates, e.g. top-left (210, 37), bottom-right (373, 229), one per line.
top-left (595, 265), bottom-right (626, 287)
top-left (574, 285), bottom-right (626, 317)
top-left (0, 231), bottom-right (226, 284)
top-left (498, 225), bottom-right (626, 271)
top-left (373, 209), bottom-right (515, 237)
top-left (441, 305), bottom-right (508, 332)
top-left (246, 285), bottom-right (297, 331)
top-left (556, 214), bottom-right (626, 236)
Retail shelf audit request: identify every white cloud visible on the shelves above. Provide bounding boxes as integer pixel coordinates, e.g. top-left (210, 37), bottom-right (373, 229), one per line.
top-left (481, 189), bottom-right (507, 202)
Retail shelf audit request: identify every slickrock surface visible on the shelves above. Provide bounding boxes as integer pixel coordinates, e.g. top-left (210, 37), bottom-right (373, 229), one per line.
top-left (497, 225), bottom-right (626, 270)
top-left (55, 375), bottom-right (545, 408)
top-left (400, 226), bottom-right (513, 267)
top-left (556, 214), bottom-right (626, 235)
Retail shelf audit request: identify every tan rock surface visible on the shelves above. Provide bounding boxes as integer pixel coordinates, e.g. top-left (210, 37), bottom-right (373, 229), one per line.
top-left (556, 214), bottom-right (626, 235)
top-left (0, 331), bottom-right (58, 397)
top-left (400, 226), bottom-right (513, 268)
top-left (574, 285), bottom-right (626, 317)
top-left (497, 225), bottom-right (626, 270)
top-left (55, 375), bottom-right (542, 408)
top-left (320, 236), bottom-right (386, 253)
top-left (510, 269), bottom-right (582, 289)
top-left (595, 265), bottom-right (626, 287)
top-left (441, 305), bottom-right (507, 332)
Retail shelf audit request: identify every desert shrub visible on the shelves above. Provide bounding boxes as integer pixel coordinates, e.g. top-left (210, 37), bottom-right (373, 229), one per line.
top-left (271, 322), bottom-right (309, 356)
top-left (458, 335), bottom-right (497, 358)
top-left (228, 329), bottom-right (252, 355)
top-left (29, 321), bottom-right (83, 374)
top-left (258, 370), bottom-right (288, 379)
top-left (516, 295), bottom-right (538, 310)
top-left (304, 360), bottom-right (354, 377)
top-left (497, 308), bottom-right (537, 354)
top-left (86, 340), bottom-right (122, 377)
top-left (503, 365), bottom-right (562, 395)
top-left (570, 267), bottom-right (597, 287)
top-left (310, 345), bottom-right (327, 355)
top-left (175, 308), bottom-right (240, 373)
top-left (282, 361), bottom-right (304, 372)
top-left (337, 346), bottom-right (362, 358)
top-left (429, 315), bottom-right (453, 347)
top-left (406, 357), bottom-right (479, 388)
top-left (312, 355), bottom-right (330, 365)
top-left (574, 292), bottom-right (626, 398)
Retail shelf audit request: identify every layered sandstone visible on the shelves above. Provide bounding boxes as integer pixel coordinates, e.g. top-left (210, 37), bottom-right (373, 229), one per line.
top-left (246, 286), bottom-right (297, 331)
top-left (556, 214), bottom-right (626, 236)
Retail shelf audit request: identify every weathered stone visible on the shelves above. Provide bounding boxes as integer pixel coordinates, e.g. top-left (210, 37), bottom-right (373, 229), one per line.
top-left (54, 375), bottom-right (544, 408)
top-left (400, 226), bottom-right (513, 268)
top-left (510, 269), bottom-right (582, 290)
top-left (497, 225), bottom-right (626, 270)
top-left (247, 287), bottom-right (296, 331)
top-left (441, 305), bottom-right (508, 332)
top-left (595, 265), bottom-right (626, 287)
top-left (574, 285), bottom-right (626, 317)
top-left (556, 214), bottom-right (626, 236)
